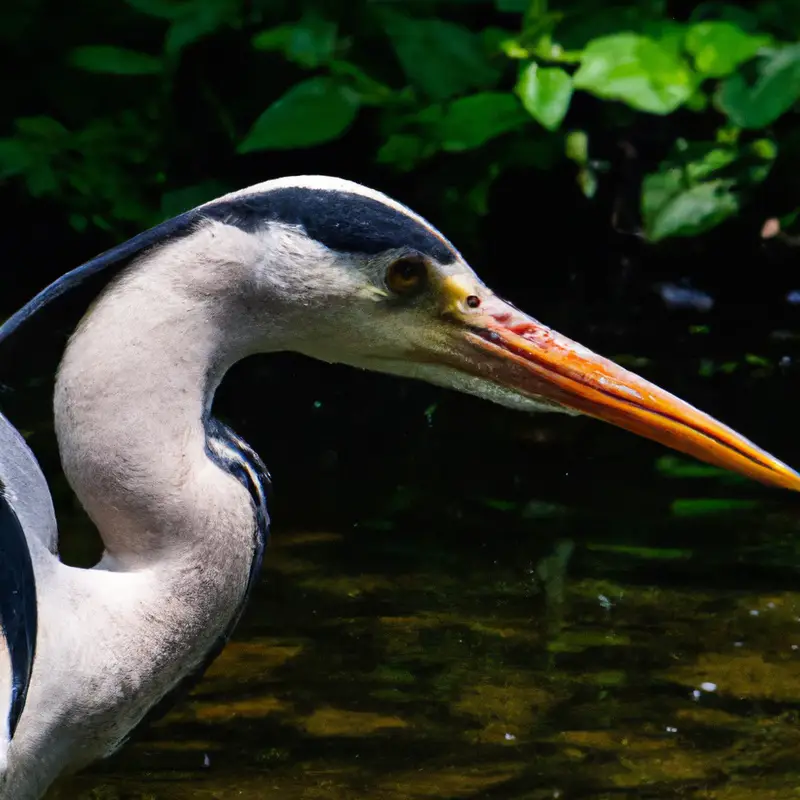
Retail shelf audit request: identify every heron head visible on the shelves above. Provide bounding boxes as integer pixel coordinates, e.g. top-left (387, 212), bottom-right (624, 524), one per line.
top-left (206, 176), bottom-right (800, 493)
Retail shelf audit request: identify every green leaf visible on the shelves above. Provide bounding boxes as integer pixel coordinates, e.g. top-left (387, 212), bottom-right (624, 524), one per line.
top-left (482, 26), bottom-right (514, 55)
top-left (745, 353), bottom-right (771, 367)
top-left (573, 34), bottom-right (695, 114)
top-left (655, 454), bottom-right (742, 480)
top-left (376, 134), bottom-right (428, 170)
top-left (642, 172), bottom-right (738, 241)
top-left (640, 137), bottom-right (775, 241)
top-left (587, 543), bottom-right (693, 560)
top-left (0, 139), bottom-right (33, 179)
top-left (328, 61), bottom-right (394, 106)
top-left (565, 130), bottom-right (588, 164)
top-left (670, 498), bottom-right (762, 516)
top-left (643, 20), bottom-right (687, 59)
top-left (252, 13), bottom-right (337, 68)
top-left (482, 498), bottom-right (518, 512)
top-left (432, 92), bottom-right (528, 151)
top-left (285, 14), bottom-right (336, 68)
top-left (251, 24), bottom-right (293, 52)
top-left (516, 64), bottom-right (573, 130)
top-left (238, 78), bottom-right (359, 152)
top-left (751, 137), bottom-right (777, 159)
top-left (683, 144), bottom-right (737, 180)
top-left (15, 116), bottom-right (69, 139)
top-left (166, 10), bottom-right (225, 53)
top-left (685, 22), bottom-right (769, 78)
top-left (686, 89), bottom-right (709, 111)
top-left (718, 44), bottom-right (800, 128)
top-left (25, 164), bottom-right (59, 197)
top-left (384, 15), bottom-right (500, 101)
top-left (577, 167), bottom-right (598, 198)
top-left (501, 37), bottom-right (530, 60)
top-left (69, 46), bottom-right (162, 75)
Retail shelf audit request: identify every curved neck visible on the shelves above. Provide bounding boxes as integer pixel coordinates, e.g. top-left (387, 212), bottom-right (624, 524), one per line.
top-left (53, 229), bottom-right (263, 567)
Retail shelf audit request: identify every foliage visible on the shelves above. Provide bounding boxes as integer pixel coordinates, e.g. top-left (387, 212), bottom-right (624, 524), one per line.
top-left (238, 77), bottom-right (360, 152)
top-left (2, 0), bottom-right (800, 243)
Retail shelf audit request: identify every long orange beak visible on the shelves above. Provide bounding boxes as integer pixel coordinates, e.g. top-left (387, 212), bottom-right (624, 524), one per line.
top-left (452, 292), bottom-right (800, 493)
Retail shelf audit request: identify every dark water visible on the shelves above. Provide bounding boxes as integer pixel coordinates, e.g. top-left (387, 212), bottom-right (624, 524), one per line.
top-left (49, 495), bottom-right (800, 800)
top-left (31, 353), bottom-right (800, 799)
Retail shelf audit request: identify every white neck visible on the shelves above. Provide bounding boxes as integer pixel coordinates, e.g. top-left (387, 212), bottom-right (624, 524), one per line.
top-left (53, 223), bottom-right (267, 567)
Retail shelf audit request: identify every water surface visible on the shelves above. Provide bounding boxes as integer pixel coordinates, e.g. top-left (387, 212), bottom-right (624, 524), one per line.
top-left (46, 457), bottom-right (800, 799)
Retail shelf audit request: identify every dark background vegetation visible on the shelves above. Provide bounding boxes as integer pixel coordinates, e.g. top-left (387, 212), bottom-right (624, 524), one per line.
top-left (2, 0), bottom-right (800, 544)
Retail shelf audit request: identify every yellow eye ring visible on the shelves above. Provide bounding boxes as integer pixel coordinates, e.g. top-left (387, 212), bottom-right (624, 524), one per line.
top-left (385, 256), bottom-right (428, 297)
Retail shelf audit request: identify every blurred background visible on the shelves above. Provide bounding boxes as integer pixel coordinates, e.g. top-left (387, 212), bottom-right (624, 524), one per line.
top-left (5, 1), bottom-right (800, 797)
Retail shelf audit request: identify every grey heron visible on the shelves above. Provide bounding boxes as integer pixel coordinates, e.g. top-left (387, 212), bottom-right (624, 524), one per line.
top-left (0, 175), bottom-right (797, 799)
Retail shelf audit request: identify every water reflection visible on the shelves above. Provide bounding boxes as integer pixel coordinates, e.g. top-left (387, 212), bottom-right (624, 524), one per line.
top-left (46, 484), bottom-right (800, 799)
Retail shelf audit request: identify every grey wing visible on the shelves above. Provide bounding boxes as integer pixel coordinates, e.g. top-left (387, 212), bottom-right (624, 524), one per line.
top-left (0, 412), bottom-right (56, 557)
top-left (0, 411), bottom-right (54, 742)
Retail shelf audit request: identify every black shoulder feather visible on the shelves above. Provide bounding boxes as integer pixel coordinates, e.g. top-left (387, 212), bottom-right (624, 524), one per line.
top-left (0, 480), bottom-right (37, 739)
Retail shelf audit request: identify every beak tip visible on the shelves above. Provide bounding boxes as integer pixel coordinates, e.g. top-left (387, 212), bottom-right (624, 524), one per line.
top-left (752, 456), bottom-right (800, 493)
top-left (781, 467), bottom-right (800, 493)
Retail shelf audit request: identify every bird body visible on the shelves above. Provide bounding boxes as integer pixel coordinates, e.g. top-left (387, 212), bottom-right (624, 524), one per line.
top-left (1, 176), bottom-right (797, 799)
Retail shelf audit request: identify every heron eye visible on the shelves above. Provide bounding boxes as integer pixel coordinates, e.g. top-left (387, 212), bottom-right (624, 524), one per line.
top-left (466, 295), bottom-right (481, 309)
top-left (386, 256), bottom-right (427, 297)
